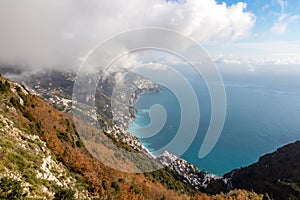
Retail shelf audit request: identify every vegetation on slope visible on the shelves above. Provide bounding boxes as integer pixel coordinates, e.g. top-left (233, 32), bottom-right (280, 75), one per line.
top-left (0, 74), bottom-right (264, 199)
top-left (0, 75), bottom-right (89, 199)
top-left (224, 141), bottom-right (300, 200)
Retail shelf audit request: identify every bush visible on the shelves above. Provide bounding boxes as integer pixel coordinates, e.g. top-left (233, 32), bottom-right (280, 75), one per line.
top-left (15, 86), bottom-right (21, 93)
top-left (111, 181), bottom-right (120, 192)
top-left (7, 152), bottom-right (26, 171)
top-left (145, 168), bottom-right (193, 194)
top-left (76, 140), bottom-right (84, 148)
top-left (118, 178), bottom-right (125, 183)
top-left (0, 177), bottom-right (24, 200)
top-left (130, 183), bottom-right (140, 194)
top-left (54, 187), bottom-right (75, 200)
top-left (0, 80), bottom-right (9, 91)
top-left (0, 120), bottom-right (5, 127)
top-left (263, 193), bottom-right (271, 200)
top-left (10, 97), bottom-right (20, 108)
top-left (57, 132), bottom-right (69, 142)
top-left (23, 168), bottom-right (38, 185)
top-left (102, 180), bottom-right (108, 190)
top-left (23, 111), bottom-right (34, 122)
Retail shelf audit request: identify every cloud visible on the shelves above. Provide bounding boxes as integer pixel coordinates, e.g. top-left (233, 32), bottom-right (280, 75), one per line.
top-left (213, 54), bottom-right (300, 66)
top-left (275, 0), bottom-right (288, 13)
top-left (0, 0), bottom-right (255, 72)
top-left (271, 14), bottom-right (299, 35)
top-left (269, 0), bottom-right (299, 35)
top-left (214, 60), bottom-right (300, 76)
top-left (208, 40), bottom-right (300, 67)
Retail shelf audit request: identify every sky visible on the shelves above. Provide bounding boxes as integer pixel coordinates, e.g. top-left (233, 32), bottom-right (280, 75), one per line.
top-left (204, 0), bottom-right (300, 66)
top-left (217, 0), bottom-right (300, 39)
top-left (0, 0), bottom-right (299, 72)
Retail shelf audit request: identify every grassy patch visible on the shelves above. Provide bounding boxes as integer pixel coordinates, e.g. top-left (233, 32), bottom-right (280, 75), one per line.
top-left (0, 120), bottom-right (5, 127)
top-left (0, 177), bottom-right (24, 200)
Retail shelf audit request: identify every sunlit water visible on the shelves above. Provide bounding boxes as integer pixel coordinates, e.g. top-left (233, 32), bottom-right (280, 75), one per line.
top-left (128, 64), bottom-right (300, 175)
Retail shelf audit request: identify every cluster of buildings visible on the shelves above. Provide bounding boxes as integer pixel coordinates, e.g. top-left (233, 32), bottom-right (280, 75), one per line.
top-left (103, 125), bottom-right (143, 151)
top-left (19, 70), bottom-right (224, 192)
top-left (157, 151), bottom-right (221, 190)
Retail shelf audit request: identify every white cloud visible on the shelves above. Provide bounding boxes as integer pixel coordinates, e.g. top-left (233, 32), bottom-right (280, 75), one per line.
top-left (205, 40), bottom-right (300, 57)
top-left (271, 14), bottom-right (299, 35)
top-left (269, 0), bottom-right (299, 35)
top-left (211, 53), bottom-right (300, 75)
top-left (213, 54), bottom-right (300, 66)
top-left (275, 0), bottom-right (288, 13)
top-left (208, 41), bottom-right (300, 67)
top-left (0, 0), bottom-right (255, 71)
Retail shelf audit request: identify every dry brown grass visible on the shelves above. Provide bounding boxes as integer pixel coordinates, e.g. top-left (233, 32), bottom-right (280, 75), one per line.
top-left (6, 87), bottom-right (264, 199)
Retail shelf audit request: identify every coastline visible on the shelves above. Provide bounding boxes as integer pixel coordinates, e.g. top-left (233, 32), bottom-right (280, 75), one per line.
top-left (126, 83), bottom-right (161, 159)
top-left (140, 143), bottom-right (157, 159)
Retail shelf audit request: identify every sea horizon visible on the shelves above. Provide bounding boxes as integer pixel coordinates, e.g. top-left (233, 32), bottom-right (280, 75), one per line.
top-left (129, 64), bottom-right (300, 175)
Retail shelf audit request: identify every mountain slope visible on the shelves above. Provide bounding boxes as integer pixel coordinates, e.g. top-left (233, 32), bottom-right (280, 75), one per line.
top-left (224, 141), bottom-right (300, 200)
top-left (0, 75), bottom-right (90, 199)
top-left (0, 74), bottom-right (192, 199)
top-left (0, 72), bottom-right (264, 199)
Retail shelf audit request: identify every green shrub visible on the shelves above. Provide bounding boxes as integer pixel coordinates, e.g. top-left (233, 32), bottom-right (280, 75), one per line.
top-left (130, 183), bottom-right (140, 194)
top-left (54, 187), bottom-right (75, 200)
top-left (7, 152), bottom-right (26, 171)
top-left (102, 180), bottom-right (108, 190)
top-left (10, 97), bottom-right (20, 108)
top-left (0, 120), bottom-right (5, 127)
top-left (0, 177), bottom-right (24, 200)
top-left (263, 193), bottom-right (271, 200)
top-left (118, 178), bottom-right (125, 183)
top-left (57, 132), bottom-right (69, 142)
top-left (23, 168), bottom-right (37, 185)
top-left (76, 140), bottom-right (84, 148)
top-left (15, 86), bottom-right (21, 93)
top-left (23, 111), bottom-right (34, 122)
top-left (0, 80), bottom-right (9, 91)
top-left (145, 168), bottom-right (193, 194)
top-left (14, 86), bottom-right (27, 103)
top-left (111, 181), bottom-right (120, 192)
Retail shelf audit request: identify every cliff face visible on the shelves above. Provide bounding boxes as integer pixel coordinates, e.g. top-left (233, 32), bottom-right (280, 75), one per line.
top-left (224, 141), bottom-right (300, 200)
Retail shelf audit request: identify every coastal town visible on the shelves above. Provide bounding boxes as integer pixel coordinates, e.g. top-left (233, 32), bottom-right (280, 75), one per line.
top-left (10, 69), bottom-right (224, 192)
top-left (156, 151), bottom-right (222, 191)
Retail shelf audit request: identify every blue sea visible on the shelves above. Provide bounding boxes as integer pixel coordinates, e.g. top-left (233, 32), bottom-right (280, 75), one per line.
top-left (128, 64), bottom-right (300, 175)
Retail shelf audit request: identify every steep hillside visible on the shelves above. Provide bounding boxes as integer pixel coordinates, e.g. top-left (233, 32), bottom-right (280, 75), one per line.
top-left (0, 73), bottom-right (264, 199)
top-left (224, 141), bottom-right (300, 200)
top-left (0, 75), bottom-right (89, 199)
